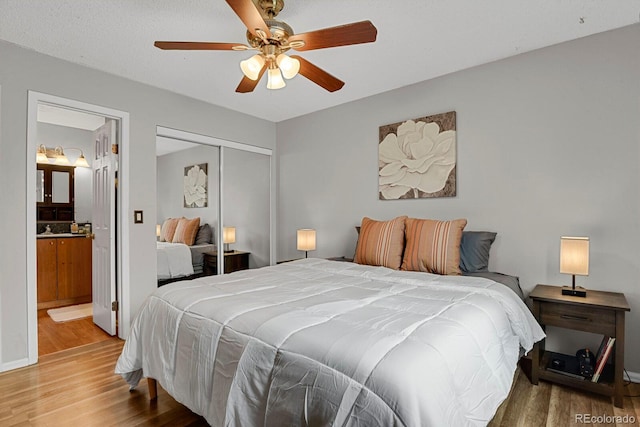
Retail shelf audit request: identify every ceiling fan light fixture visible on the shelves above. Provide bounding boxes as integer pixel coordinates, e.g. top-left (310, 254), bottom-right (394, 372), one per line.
top-left (240, 54), bottom-right (266, 80)
top-left (276, 54), bottom-right (300, 79)
top-left (267, 67), bottom-right (286, 89)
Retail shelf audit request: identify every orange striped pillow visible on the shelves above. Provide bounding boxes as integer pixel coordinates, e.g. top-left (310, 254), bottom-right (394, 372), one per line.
top-left (401, 218), bottom-right (467, 275)
top-left (172, 217), bottom-right (201, 246)
top-left (354, 216), bottom-right (407, 270)
top-left (159, 218), bottom-right (180, 242)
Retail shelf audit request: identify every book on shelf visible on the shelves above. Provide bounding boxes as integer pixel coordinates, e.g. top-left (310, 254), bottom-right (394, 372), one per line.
top-left (592, 337), bottom-right (616, 383)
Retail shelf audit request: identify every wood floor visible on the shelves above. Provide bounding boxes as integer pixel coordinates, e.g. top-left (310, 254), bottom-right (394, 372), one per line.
top-left (490, 365), bottom-right (640, 427)
top-left (38, 308), bottom-right (112, 356)
top-left (1, 338), bottom-right (638, 426)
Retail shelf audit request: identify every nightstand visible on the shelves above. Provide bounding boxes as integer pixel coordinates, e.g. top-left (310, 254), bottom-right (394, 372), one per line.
top-left (203, 251), bottom-right (250, 275)
top-left (529, 284), bottom-right (630, 407)
top-left (326, 257), bottom-right (353, 262)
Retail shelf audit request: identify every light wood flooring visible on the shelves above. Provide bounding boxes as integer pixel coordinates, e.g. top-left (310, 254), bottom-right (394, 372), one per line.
top-left (1, 337), bottom-right (638, 426)
top-left (38, 308), bottom-right (112, 356)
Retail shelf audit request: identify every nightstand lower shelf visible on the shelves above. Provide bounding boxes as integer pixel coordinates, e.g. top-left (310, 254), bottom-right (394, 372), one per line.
top-left (537, 351), bottom-right (615, 396)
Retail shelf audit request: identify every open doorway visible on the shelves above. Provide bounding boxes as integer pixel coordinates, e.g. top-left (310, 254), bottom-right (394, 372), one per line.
top-left (26, 92), bottom-right (131, 364)
top-left (35, 105), bottom-right (109, 355)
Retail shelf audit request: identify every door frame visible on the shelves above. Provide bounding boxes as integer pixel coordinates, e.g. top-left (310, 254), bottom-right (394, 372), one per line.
top-left (26, 91), bottom-right (131, 364)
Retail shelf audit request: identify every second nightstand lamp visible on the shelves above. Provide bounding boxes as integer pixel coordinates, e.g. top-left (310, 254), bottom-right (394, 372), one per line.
top-left (560, 236), bottom-right (589, 297)
top-left (223, 226), bottom-right (236, 253)
top-left (297, 229), bottom-right (316, 258)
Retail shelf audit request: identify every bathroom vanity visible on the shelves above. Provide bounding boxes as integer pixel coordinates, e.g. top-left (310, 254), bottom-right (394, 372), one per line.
top-left (36, 234), bottom-right (92, 309)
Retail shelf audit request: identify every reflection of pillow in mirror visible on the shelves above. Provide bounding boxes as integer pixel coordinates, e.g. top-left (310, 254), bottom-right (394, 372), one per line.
top-left (195, 223), bottom-right (213, 245)
top-left (159, 218), bottom-right (180, 242)
top-left (172, 217), bottom-right (201, 246)
top-left (459, 231), bottom-right (497, 273)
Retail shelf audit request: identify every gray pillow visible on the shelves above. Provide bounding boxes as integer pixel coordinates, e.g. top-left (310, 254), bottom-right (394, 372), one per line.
top-left (459, 231), bottom-right (497, 273)
top-left (194, 223), bottom-right (213, 245)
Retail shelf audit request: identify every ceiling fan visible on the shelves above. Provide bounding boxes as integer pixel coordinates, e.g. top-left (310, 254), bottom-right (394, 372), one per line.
top-left (154, 0), bottom-right (377, 93)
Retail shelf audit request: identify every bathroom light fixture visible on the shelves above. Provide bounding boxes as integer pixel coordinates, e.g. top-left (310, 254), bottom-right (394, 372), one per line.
top-left (36, 144), bottom-right (90, 168)
top-left (36, 144), bottom-right (49, 163)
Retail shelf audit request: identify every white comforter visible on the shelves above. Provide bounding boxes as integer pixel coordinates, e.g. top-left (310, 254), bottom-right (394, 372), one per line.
top-left (156, 241), bottom-right (194, 280)
top-left (116, 258), bottom-right (544, 426)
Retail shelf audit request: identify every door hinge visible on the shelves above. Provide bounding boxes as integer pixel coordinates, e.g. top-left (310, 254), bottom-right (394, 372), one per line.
top-left (111, 301), bottom-right (118, 312)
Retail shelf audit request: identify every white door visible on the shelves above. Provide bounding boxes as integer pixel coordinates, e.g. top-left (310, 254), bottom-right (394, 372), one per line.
top-left (92, 120), bottom-right (117, 335)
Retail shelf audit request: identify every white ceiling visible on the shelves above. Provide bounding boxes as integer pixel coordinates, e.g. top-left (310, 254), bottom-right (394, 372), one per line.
top-left (2, 1), bottom-right (639, 122)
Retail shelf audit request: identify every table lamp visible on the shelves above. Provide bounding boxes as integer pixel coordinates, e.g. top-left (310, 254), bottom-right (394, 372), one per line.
top-left (297, 229), bottom-right (316, 258)
top-left (560, 236), bottom-right (589, 297)
top-left (223, 227), bottom-right (236, 253)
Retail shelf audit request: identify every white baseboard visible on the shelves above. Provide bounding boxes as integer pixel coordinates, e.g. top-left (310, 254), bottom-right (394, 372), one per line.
top-left (625, 369), bottom-right (640, 383)
top-left (0, 357), bottom-right (29, 373)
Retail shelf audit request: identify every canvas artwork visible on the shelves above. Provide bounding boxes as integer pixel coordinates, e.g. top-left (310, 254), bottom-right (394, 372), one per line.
top-left (379, 111), bottom-right (457, 200)
top-left (184, 163), bottom-right (208, 208)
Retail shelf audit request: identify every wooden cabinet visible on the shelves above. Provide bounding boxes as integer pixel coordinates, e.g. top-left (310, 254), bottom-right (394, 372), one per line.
top-left (529, 284), bottom-right (630, 408)
top-left (203, 251), bottom-right (250, 276)
top-left (37, 237), bottom-right (92, 309)
top-left (36, 164), bottom-right (75, 221)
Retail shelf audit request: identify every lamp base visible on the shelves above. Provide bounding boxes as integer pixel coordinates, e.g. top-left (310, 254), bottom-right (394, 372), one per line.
top-left (561, 287), bottom-right (587, 297)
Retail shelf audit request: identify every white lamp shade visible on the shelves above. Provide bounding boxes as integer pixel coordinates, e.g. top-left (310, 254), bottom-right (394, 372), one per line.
top-left (156, 224), bottom-right (162, 237)
top-left (55, 154), bottom-right (71, 165)
top-left (74, 154), bottom-right (90, 168)
top-left (276, 54), bottom-right (300, 79)
top-left (560, 236), bottom-right (589, 276)
top-left (297, 229), bottom-right (316, 251)
top-left (240, 54), bottom-right (265, 81)
top-left (267, 67), bottom-right (286, 89)
top-left (223, 227), bottom-right (236, 244)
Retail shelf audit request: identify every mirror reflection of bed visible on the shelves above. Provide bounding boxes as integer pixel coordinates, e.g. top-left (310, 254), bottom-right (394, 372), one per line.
top-left (155, 136), bottom-right (270, 285)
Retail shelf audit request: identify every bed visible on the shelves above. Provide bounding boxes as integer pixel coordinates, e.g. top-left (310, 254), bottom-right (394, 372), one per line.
top-left (157, 242), bottom-right (217, 284)
top-left (116, 258), bottom-right (544, 426)
top-left (157, 218), bottom-right (216, 284)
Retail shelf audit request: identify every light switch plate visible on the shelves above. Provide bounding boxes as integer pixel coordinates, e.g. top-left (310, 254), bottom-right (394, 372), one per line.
top-left (134, 210), bottom-right (143, 224)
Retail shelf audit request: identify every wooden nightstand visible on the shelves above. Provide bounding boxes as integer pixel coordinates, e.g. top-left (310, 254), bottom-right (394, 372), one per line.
top-left (326, 257), bottom-right (353, 262)
top-left (529, 284), bottom-right (630, 407)
top-left (203, 251), bottom-right (250, 275)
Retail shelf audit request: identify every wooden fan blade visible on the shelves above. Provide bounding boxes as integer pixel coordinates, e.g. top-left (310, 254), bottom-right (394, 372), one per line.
top-left (154, 41), bottom-right (246, 50)
top-left (288, 20), bottom-right (377, 51)
top-left (226, 0), bottom-right (271, 38)
top-left (291, 55), bottom-right (344, 92)
top-left (235, 63), bottom-right (268, 93)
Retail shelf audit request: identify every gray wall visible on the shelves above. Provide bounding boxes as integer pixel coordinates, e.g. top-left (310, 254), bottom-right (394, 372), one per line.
top-left (0, 40), bottom-right (275, 368)
top-left (37, 122), bottom-right (94, 223)
top-left (276, 25), bottom-right (640, 370)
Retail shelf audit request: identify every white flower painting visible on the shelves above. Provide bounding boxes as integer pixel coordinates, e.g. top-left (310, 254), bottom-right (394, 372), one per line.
top-left (379, 111), bottom-right (457, 200)
top-left (184, 163), bottom-right (208, 208)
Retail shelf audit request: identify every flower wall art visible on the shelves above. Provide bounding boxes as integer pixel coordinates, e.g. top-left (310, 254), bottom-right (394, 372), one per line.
top-left (379, 111), bottom-right (457, 200)
top-left (184, 163), bottom-right (208, 208)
